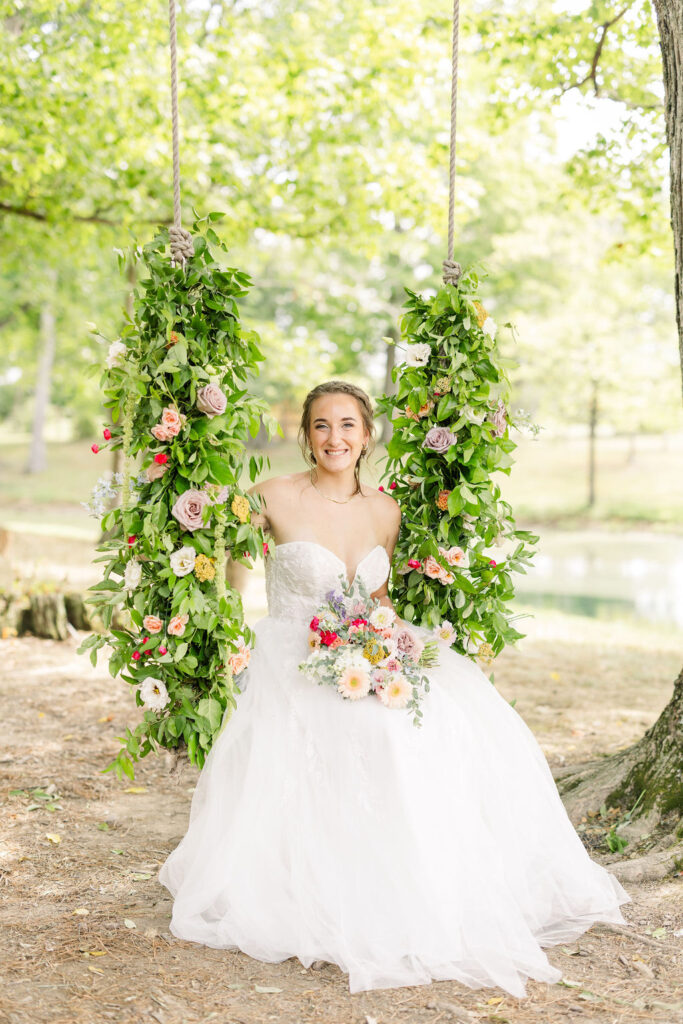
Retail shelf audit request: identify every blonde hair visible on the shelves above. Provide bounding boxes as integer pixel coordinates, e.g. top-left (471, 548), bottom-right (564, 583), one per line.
top-left (298, 380), bottom-right (376, 497)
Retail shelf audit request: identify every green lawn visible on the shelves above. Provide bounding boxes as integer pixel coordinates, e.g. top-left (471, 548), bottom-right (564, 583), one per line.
top-left (0, 431), bottom-right (682, 534)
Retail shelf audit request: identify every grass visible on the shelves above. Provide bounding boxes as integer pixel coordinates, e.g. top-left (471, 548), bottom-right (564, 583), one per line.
top-left (1, 431), bottom-right (682, 534)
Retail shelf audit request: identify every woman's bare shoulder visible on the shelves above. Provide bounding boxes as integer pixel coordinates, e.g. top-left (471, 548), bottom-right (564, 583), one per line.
top-left (247, 471), bottom-right (308, 499)
top-left (363, 484), bottom-right (402, 535)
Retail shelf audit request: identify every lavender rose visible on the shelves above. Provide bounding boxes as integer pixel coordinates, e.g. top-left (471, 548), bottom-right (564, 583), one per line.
top-left (196, 384), bottom-right (227, 418)
top-left (171, 488), bottom-right (212, 532)
top-left (392, 626), bottom-right (424, 663)
top-left (423, 426), bottom-right (458, 453)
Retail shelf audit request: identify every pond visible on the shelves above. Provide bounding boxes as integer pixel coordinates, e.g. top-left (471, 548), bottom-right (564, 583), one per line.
top-left (511, 528), bottom-right (683, 630)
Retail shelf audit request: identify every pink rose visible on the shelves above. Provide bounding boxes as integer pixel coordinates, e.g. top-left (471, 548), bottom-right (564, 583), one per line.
top-left (146, 462), bottom-right (169, 482)
top-left (151, 423), bottom-right (172, 442)
top-left (196, 384), bottom-right (227, 419)
top-left (393, 626), bottom-right (424, 663)
top-left (171, 488), bottom-right (212, 532)
top-left (423, 426), bottom-right (457, 453)
top-left (167, 614), bottom-right (189, 637)
top-left (142, 615), bottom-right (163, 634)
top-left (423, 555), bottom-right (443, 579)
top-left (490, 399), bottom-right (508, 438)
top-left (161, 406), bottom-right (185, 437)
top-left (438, 570), bottom-right (455, 585)
top-left (384, 657), bottom-right (401, 672)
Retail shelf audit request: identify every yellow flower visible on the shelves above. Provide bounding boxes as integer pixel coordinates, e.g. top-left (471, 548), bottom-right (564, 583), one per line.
top-left (362, 637), bottom-right (386, 665)
top-left (231, 494), bottom-right (250, 524)
top-left (473, 301), bottom-right (488, 328)
top-left (433, 375), bottom-right (452, 396)
top-left (477, 642), bottom-right (495, 664)
top-left (194, 554), bottom-right (216, 582)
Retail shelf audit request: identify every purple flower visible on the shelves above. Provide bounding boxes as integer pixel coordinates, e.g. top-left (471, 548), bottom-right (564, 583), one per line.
top-left (423, 426), bottom-right (458, 453)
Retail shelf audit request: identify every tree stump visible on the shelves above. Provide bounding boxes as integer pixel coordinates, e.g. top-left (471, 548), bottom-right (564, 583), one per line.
top-left (26, 593), bottom-right (68, 640)
top-left (64, 592), bottom-right (94, 631)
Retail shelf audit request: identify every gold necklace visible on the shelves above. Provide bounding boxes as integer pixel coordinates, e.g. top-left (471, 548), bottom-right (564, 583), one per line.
top-left (309, 468), bottom-right (359, 505)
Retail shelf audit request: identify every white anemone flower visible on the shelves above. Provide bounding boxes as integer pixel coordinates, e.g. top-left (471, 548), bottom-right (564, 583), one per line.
top-left (123, 559), bottom-right (142, 592)
top-left (170, 545), bottom-right (196, 577)
top-left (139, 677), bottom-right (170, 712)
top-left (433, 620), bottom-right (457, 645)
top-left (106, 339), bottom-right (127, 369)
top-left (404, 342), bottom-right (431, 367)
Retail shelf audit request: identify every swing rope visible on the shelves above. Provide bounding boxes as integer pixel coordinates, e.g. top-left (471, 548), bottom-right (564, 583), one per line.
top-left (442, 0), bottom-right (462, 288)
top-left (168, 0), bottom-right (194, 268)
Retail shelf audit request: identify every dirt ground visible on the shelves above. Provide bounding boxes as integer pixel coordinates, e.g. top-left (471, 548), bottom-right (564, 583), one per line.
top-left (1, 609), bottom-right (682, 1024)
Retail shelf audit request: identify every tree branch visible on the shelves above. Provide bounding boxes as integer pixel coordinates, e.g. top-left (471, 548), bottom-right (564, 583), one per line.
top-left (561, 4), bottom-right (635, 97)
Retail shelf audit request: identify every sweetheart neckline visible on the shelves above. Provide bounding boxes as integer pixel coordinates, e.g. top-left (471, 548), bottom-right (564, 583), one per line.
top-left (272, 540), bottom-right (388, 588)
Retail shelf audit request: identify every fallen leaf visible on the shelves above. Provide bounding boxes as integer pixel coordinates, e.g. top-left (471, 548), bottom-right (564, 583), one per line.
top-left (87, 966), bottom-right (104, 975)
top-left (123, 919), bottom-right (136, 929)
top-left (487, 997), bottom-right (503, 1004)
top-left (254, 985), bottom-right (282, 993)
top-left (650, 927), bottom-right (667, 939)
top-left (73, 908), bottom-right (89, 916)
top-left (110, 848), bottom-right (125, 856)
top-left (98, 715), bottom-right (114, 723)
top-left (123, 786), bottom-right (147, 794)
top-left (62, 734), bottom-right (74, 740)
top-left (89, 951), bottom-right (107, 957)
top-left (45, 833), bottom-right (61, 844)
top-left (227, 982), bottom-right (246, 989)
top-left (131, 872), bottom-right (152, 881)
top-left (97, 822), bottom-right (110, 831)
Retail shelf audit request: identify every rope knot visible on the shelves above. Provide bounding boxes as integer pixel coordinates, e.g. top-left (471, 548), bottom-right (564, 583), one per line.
top-left (442, 259), bottom-right (462, 287)
top-left (169, 225), bottom-right (194, 266)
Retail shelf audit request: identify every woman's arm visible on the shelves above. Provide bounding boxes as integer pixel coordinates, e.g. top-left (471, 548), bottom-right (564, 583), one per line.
top-left (371, 495), bottom-right (402, 616)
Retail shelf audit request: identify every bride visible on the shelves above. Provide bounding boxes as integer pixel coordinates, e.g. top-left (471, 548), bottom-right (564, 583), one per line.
top-left (158, 379), bottom-right (631, 998)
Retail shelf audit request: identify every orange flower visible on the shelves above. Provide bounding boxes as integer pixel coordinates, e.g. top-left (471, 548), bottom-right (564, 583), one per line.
top-left (436, 489), bottom-right (450, 511)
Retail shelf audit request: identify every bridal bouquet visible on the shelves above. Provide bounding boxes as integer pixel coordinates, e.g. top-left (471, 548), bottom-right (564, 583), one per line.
top-left (298, 573), bottom-right (440, 726)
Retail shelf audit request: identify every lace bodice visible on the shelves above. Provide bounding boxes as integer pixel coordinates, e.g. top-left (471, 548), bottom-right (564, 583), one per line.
top-left (265, 540), bottom-right (390, 622)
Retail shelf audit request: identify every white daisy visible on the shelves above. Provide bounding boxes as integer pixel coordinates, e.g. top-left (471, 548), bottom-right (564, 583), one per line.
top-left (369, 606), bottom-right (396, 629)
top-left (433, 620), bottom-right (457, 645)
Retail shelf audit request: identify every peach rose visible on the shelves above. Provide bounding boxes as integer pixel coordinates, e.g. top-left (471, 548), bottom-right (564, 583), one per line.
top-left (151, 423), bottom-right (172, 442)
top-left (423, 555), bottom-right (443, 579)
top-left (146, 462), bottom-right (168, 482)
top-left (161, 406), bottom-right (184, 437)
top-left (142, 615), bottom-right (163, 634)
top-left (443, 545), bottom-right (467, 567)
top-left (167, 614), bottom-right (189, 637)
top-left (438, 570), bottom-right (455, 585)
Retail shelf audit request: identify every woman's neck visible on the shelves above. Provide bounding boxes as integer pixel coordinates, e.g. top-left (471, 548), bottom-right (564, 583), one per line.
top-left (309, 466), bottom-right (360, 502)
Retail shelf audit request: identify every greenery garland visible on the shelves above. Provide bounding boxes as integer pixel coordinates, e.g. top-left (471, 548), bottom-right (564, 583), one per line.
top-left (78, 213), bottom-right (279, 779)
top-left (376, 267), bottom-right (539, 672)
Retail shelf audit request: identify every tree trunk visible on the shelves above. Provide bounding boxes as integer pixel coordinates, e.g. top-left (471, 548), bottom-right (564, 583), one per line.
top-left (24, 267), bottom-right (58, 474)
top-left (587, 377), bottom-right (598, 508)
top-left (562, 0), bottom-right (683, 868)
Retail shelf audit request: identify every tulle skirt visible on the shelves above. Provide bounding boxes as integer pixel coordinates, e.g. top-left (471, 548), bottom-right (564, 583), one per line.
top-left (158, 615), bottom-right (631, 997)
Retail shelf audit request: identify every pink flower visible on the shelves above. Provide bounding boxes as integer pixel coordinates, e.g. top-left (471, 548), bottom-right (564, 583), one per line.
top-left (310, 616), bottom-right (320, 631)
top-left (489, 559), bottom-right (497, 567)
top-left (102, 428), bottom-right (112, 440)
top-left (423, 426), bottom-right (457, 453)
top-left (154, 452), bottom-right (168, 465)
top-left (167, 614), bottom-right (189, 637)
top-left (91, 444), bottom-right (100, 453)
top-left (143, 615), bottom-right (163, 634)
top-left (329, 636), bottom-right (343, 649)
top-left (378, 672), bottom-right (411, 708)
top-left (337, 665), bottom-right (371, 700)
top-left (383, 656), bottom-right (401, 672)
top-left (438, 569), bottom-right (455, 585)
top-left (171, 488), bottom-right (212, 532)
top-left (263, 542), bottom-right (269, 556)
top-left (127, 535), bottom-right (137, 547)
top-left (158, 646), bottom-right (168, 656)
top-left (442, 545), bottom-right (467, 567)
top-left (131, 650), bottom-right (142, 661)
top-left (378, 486), bottom-right (384, 491)
top-left (423, 555), bottom-right (443, 579)
top-left (146, 462), bottom-right (168, 482)
top-left (490, 400), bottom-right (508, 438)
top-left (389, 481), bottom-right (397, 490)
top-left (228, 640), bottom-right (251, 675)
top-left (196, 383), bottom-right (228, 419)
top-left (151, 424), bottom-right (172, 442)
top-left (320, 631), bottom-right (338, 647)
top-left (407, 558), bottom-right (422, 570)
top-left (161, 406), bottom-right (184, 437)
top-left (392, 626), bottom-right (424, 663)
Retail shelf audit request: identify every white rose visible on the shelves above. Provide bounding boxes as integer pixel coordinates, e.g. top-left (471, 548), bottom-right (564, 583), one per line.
top-left (404, 342), bottom-right (431, 367)
top-left (123, 559), bottom-right (142, 592)
top-left (170, 545), bottom-right (196, 577)
top-left (462, 404), bottom-right (486, 425)
top-left (106, 339), bottom-right (127, 369)
top-left (138, 677), bottom-right (170, 713)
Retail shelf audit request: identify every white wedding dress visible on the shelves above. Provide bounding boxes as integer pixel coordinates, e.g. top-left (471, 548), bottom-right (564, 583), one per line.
top-left (158, 539), bottom-right (631, 998)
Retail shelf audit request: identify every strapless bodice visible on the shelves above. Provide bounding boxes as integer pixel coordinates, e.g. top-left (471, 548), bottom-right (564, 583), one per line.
top-left (264, 540), bottom-right (390, 622)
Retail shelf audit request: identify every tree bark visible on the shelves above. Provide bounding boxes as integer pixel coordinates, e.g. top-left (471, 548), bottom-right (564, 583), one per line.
top-left (24, 267), bottom-right (58, 474)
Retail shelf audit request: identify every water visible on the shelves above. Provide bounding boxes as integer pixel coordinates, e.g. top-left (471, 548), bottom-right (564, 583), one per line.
top-left (511, 529), bottom-right (683, 629)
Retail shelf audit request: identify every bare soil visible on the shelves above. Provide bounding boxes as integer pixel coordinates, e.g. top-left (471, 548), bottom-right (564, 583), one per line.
top-left (1, 612), bottom-right (682, 1024)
